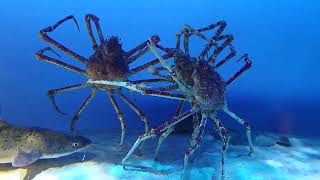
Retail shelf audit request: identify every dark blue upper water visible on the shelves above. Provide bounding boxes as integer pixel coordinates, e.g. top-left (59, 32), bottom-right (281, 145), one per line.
top-left (0, 0), bottom-right (319, 136)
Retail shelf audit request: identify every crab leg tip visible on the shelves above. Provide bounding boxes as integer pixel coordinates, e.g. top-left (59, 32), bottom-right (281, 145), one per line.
top-left (184, 24), bottom-right (191, 28)
top-left (71, 15), bottom-right (80, 31)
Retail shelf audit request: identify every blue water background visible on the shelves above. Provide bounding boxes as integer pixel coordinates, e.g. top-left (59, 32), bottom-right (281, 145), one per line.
top-left (0, 0), bottom-right (319, 136)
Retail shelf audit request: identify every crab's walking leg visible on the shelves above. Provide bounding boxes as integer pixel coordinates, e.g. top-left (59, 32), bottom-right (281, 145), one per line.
top-left (127, 35), bottom-right (160, 63)
top-left (48, 83), bottom-right (90, 115)
top-left (118, 91), bottom-right (149, 133)
top-left (199, 43), bottom-right (213, 60)
top-left (196, 34), bottom-right (235, 66)
top-left (181, 113), bottom-right (207, 179)
top-left (131, 78), bottom-right (172, 85)
top-left (213, 44), bottom-right (236, 67)
top-left (183, 30), bottom-right (191, 55)
top-left (154, 100), bottom-right (185, 160)
top-left (210, 35), bottom-right (236, 65)
top-left (127, 47), bottom-right (150, 63)
top-left (122, 109), bottom-right (196, 168)
top-left (148, 41), bottom-right (190, 93)
top-left (130, 53), bottom-right (173, 74)
top-left (85, 14), bottom-right (105, 50)
top-left (226, 54), bottom-right (252, 85)
top-left (39, 15), bottom-right (89, 64)
top-left (196, 21), bottom-right (227, 37)
top-left (148, 66), bottom-right (171, 80)
top-left (133, 80), bottom-right (178, 92)
top-left (154, 128), bottom-right (174, 160)
top-left (210, 115), bottom-right (230, 179)
top-left (107, 91), bottom-right (126, 148)
top-left (70, 88), bottom-right (97, 131)
top-left (183, 24), bottom-right (218, 48)
top-left (190, 111), bottom-right (201, 147)
top-left (154, 84), bottom-right (179, 91)
top-left (197, 34), bottom-right (235, 64)
top-left (183, 21), bottom-right (228, 47)
top-left (222, 106), bottom-right (254, 155)
top-left (183, 23), bottom-right (236, 65)
top-left (118, 91), bottom-right (149, 151)
top-left (35, 47), bottom-right (86, 75)
top-left (88, 80), bottom-right (189, 101)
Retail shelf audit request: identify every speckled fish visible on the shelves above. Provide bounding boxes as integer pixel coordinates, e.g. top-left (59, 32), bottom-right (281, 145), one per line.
top-left (0, 120), bottom-right (91, 167)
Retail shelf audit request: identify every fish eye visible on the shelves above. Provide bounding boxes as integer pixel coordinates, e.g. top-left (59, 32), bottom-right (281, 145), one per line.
top-left (72, 142), bottom-right (80, 147)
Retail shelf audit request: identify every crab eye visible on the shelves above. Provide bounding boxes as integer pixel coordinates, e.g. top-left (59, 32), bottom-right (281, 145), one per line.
top-left (72, 142), bottom-right (80, 147)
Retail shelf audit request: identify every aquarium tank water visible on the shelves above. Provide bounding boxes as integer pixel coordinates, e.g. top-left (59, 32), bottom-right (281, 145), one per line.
top-left (0, 0), bottom-right (319, 180)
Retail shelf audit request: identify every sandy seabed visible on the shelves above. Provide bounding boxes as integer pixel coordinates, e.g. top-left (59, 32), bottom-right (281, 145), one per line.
top-left (0, 129), bottom-right (319, 180)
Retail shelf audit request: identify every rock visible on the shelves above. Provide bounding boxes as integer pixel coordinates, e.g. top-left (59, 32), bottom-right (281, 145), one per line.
top-left (211, 128), bottom-right (291, 147)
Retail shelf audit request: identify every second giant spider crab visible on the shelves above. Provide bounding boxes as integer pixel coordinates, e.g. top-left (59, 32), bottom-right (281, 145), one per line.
top-left (88, 21), bottom-right (254, 179)
top-left (35, 14), bottom-right (168, 148)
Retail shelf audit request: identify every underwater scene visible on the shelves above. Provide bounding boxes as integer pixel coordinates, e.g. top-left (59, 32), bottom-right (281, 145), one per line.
top-left (0, 0), bottom-right (319, 179)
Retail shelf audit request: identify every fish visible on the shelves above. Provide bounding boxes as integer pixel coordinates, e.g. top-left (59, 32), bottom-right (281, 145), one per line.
top-left (0, 119), bottom-right (91, 167)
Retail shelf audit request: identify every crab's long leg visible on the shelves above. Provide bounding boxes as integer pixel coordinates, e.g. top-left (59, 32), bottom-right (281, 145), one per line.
top-left (181, 113), bottom-right (207, 179)
top-left (122, 109), bottom-right (196, 168)
top-left (195, 34), bottom-right (235, 67)
top-left (190, 111), bottom-right (201, 147)
top-left (48, 83), bottom-right (90, 115)
top-left (193, 21), bottom-right (228, 58)
top-left (39, 15), bottom-right (89, 64)
top-left (183, 24), bottom-right (236, 66)
top-left (107, 91), bottom-right (126, 148)
top-left (196, 21), bottom-right (227, 37)
top-left (133, 81), bottom-right (178, 91)
top-left (183, 24), bottom-right (218, 48)
top-left (154, 100), bottom-right (184, 160)
top-left (148, 41), bottom-right (191, 94)
top-left (148, 66), bottom-right (168, 76)
top-left (210, 115), bottom-right (230, 179)
top-left (145, 47), bottom-right (175, 80)
top-left (88, 80), bottom-right (189, 101)
top-left (118, 91), bottom-right (149, 151)
top-left (155, 44), bottom-right (176, 55)
top-left (126, 35), bottom-right (160, 62)
top-left (35, 47), bottom-right (86, 75)
top-left (183, 30), bottom-right (191, 55)
top-left (199, 43), bottom-right (214, 60)
top-left (131, 78), bottom-right (172, 85)
top-left (129, 53), bottom-right (173, 74)
top-left (222, 106), bottom-right (254, 156)
top-left (183, 21), bottom-right (228, 47)
top-left (197, 34), bottom-right (234, 64)
top-left (118, 91), bottom-right (149, 133)
top-left (213, 44), bottom-right (236, 67)
top-left (154, 84), bottom-right (179, 91)
top-left (226, 54), bottom-right (252, 85)
top-left (85, 14), bottom-right (105, 50)
top-left (209, 35), bottom-right (236, 65)
top-left (127, 47), bottom-right (150, 64)
top-left (70, 88), bottom-right (97, 131)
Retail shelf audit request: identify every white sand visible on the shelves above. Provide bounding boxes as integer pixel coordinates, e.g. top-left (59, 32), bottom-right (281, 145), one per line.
top-left (1, 129), bottom-right (319, 180)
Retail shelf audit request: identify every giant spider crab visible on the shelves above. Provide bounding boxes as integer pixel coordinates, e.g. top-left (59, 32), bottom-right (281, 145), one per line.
top-left (88, 21), bottom-right (254, 178)
top-left (35, 14), bottom-right (171, 148)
